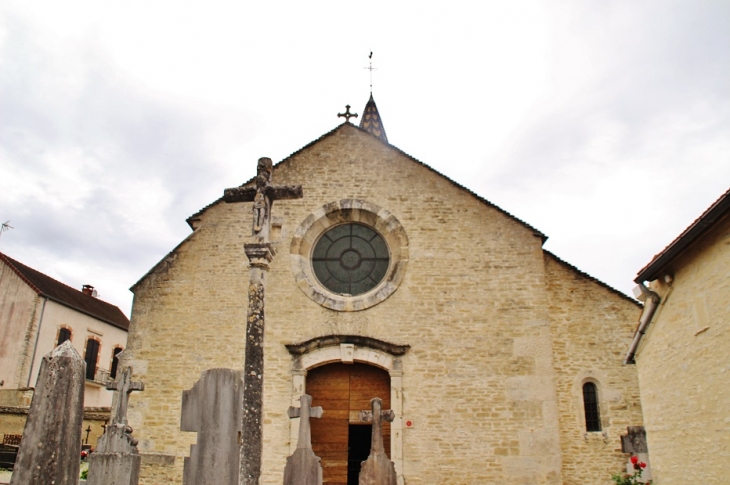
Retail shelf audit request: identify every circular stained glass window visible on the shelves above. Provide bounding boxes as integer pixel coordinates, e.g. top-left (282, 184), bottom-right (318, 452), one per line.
top-left (312, 223), bottom-right (390, 296)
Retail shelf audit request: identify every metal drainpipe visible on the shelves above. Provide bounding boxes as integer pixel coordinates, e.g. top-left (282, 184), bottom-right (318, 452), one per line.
top-left (26, 296), bottom-right (48, 387)
top-left (623, 283), bottom-right (661, 365)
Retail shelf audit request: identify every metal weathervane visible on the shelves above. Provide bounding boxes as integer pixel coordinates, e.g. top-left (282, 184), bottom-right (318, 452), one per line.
top-left (365, 51), bottom-right (376, 93)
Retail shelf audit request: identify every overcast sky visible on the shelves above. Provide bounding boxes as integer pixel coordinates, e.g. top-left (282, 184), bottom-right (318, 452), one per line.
top-left (1, 1), bottom-right (728, 316)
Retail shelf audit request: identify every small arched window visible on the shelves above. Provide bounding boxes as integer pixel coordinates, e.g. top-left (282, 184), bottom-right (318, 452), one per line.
top-left (582, 382), bottom-right (601, 432)
top-left (57, 327), bottom-right (72, 346)
top-left (84, 338), bottom-right (100, 381)
top-left (110, 347), bottom-right (123, 379)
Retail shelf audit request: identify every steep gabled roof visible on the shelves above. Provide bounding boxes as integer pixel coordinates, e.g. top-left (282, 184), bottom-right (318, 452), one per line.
top-left (635, 186), bottom-right (730, 283)
top-left (0, 252), bottom-right (130, 331)
top-left (359, 94), bottom-right (388, 143)
top-left (186, 122), bottom-right (548, 243)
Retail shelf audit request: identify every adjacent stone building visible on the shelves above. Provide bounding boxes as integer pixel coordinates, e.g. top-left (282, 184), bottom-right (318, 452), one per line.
top-left (0, 252), bottom-right (129, 446)
top-left (626, 187), bottom-right (730, 484)
top-left (125, 96), bottom-right (644, 484)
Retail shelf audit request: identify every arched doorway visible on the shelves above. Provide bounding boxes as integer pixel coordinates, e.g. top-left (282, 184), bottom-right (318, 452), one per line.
top-left (307, 363), bottom-right (391, 485)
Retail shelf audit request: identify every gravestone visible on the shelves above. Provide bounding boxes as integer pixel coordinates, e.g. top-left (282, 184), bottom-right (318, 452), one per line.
top-left (224, 156), bottom-right (303, 485)
top-left (10, 341), bottom-right (84, 485)
top-left (358, 397), bottom-right (397, 485)
top-left (283, 394), bottom-right (324, 485)
top-left (621, 426), bottom-right (647, 454)
top-left (180, 368), bottom-right (244, 485)
top-left (87, 366), bottom-right (144, 485)
top-left (621, 426), bottom-right (652, 482)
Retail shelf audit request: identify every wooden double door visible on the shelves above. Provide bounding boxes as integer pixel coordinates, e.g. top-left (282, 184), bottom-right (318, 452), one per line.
top-left (307, 363), bottom-right (391, 485)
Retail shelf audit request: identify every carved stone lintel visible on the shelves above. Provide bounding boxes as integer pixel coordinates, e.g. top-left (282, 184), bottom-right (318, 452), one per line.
top-left (244, 243), bottom-right (275, 268)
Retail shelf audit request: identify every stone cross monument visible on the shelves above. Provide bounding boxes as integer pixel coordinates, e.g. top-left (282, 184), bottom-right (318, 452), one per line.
top-left (359, 397), bottom-right (397, 485)
top-left (87, 366), bottom-right (145, 485)
top-left (224, 157), bottom-right (303, 484)
top-left (11, 341), bottom-right (85, 485)
top-left (284, 394), bottom-right (324, 485)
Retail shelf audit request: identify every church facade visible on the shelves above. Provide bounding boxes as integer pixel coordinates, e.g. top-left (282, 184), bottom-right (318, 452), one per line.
top-left (125, 97), bottom-right (644, 485)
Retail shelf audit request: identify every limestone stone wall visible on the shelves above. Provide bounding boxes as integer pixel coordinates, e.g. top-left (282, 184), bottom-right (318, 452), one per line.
top-left (126, 124), bottom-right (642, 484)
top-left (635, 213), bottom-right (730, 484)
top-left (544, 254), bottom-right (643, 484)
top-left (0, 399), bottom-right (110, 449)
top-left (0, 263), bottom-right (41, 389)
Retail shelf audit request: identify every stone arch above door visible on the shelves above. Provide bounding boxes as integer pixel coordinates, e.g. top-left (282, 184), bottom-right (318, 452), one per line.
top-left (286, 335), bottom-right (407, 485)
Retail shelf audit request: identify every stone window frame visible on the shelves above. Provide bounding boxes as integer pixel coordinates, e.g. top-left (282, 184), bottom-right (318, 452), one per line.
top-left (56, 325), bottom-right (73, 346)
top-left (290, 199), bottom-right (409, 312)
top-left (582, 381), bottom-right (601, 432)
top-left (576, 376), bottom-right (608, 440)
top-left (287, 336), bottom-right (407, 485)
top-left (84, 336), bottom-right (102, 381)
top-left (109, 345), bottom-right (124, 379)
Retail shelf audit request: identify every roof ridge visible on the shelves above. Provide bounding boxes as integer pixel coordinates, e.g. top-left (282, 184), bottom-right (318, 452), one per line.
top-left (544, 250), bottom-right (639, 306)
top-left (635, 185), bottom-right (730, 282)
top-left (186, 122), bottom-right (547, 242)
top-left (0, 251), bottom-right (130, 330)
top-left (0, 252), bottom-right (43, 295)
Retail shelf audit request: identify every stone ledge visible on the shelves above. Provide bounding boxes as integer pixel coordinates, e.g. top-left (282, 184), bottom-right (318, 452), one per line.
top-left (140, 452), bottom-right (176, 466)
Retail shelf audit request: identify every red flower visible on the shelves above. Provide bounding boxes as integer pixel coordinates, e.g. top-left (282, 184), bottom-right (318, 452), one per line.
top-left (640, 462), bottom-right (647, 469)
top-left (630, 456), bottom-right (639, 465)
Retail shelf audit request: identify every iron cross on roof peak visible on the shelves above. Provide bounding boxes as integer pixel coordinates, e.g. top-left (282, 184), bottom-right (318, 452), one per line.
top-left (338, 105), bottom-right (358, 123)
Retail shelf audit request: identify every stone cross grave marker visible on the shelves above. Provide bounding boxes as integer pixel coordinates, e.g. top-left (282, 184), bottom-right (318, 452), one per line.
top-left (180, 368), bottom-right (244, 485)
top-left (283, 394), bottom-right (324, 485)
top-left (87, 365), bottom-right (145, 485)
top-left (224, 157), bottom-right (303, 485)
top-left (358, 397), bottom-right (397, 485)
top-left (11, 341), bottom-right (84, 485)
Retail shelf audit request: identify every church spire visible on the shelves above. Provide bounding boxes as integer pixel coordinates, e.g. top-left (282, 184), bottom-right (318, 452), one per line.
top-left (359, 94), bottom-right (388, 144)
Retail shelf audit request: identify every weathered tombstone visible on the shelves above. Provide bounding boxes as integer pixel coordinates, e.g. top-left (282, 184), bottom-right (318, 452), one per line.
top-left (621, 426), bottom-right (652, 482)
top-left (621, 426), bottom-right (647, 454)
top-left (180, 368), bottom-right (244, 485)
top-left (283, 394), bottom-right (324, 485)
top-left (358, 397), bottom-right (397, 485)
top-left (10, 341), bottom-right (84, 485)
top-left (87, 366), bottom-right (145, 485)
top-left (224, 157), bottom-right (303, 485)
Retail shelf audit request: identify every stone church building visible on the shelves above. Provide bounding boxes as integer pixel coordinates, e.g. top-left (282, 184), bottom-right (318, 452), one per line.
top-left (125, 96), bottom-right (644, 484)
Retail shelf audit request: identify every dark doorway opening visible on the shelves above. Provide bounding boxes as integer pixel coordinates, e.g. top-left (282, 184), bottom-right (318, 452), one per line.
top-left (347, 424), bottom-right (371, 485)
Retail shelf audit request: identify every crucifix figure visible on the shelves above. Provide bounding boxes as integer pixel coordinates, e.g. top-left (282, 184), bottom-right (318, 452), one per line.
top-left (107, 366), bottom-right (145, 427)
top-left (337, 105), bottom-right (358, 123)
top-left (223, 157), bottom-right (303, 485)
top-left (283, 394), bottom-right (324, 485)
top-left (359, 397), bottom-right (397, 485)
top-left (224, 157), bottom-right (303, 244)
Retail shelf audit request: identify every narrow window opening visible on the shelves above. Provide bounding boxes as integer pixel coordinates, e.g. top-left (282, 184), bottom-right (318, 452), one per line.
top-left (583, 382), bottom-right (601, 432)
top-left (348, 424), bottom-right (372, 485)
top-left (110, 347), bottom-right (123, 379)
top-left (57, 328), bottom-right (71, 346)
top-left (85, 338), bottom-right (100, 381)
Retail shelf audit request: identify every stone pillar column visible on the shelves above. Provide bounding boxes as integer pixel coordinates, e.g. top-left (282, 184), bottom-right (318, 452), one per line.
top-left (240, 242), bottom-right (274, 485)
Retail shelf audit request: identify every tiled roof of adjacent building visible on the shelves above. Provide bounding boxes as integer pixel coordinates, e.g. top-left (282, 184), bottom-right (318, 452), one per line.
top-left (635, 186), bottom-right (730, 283)
top-left (0, 252), bottom-right (130, 331)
